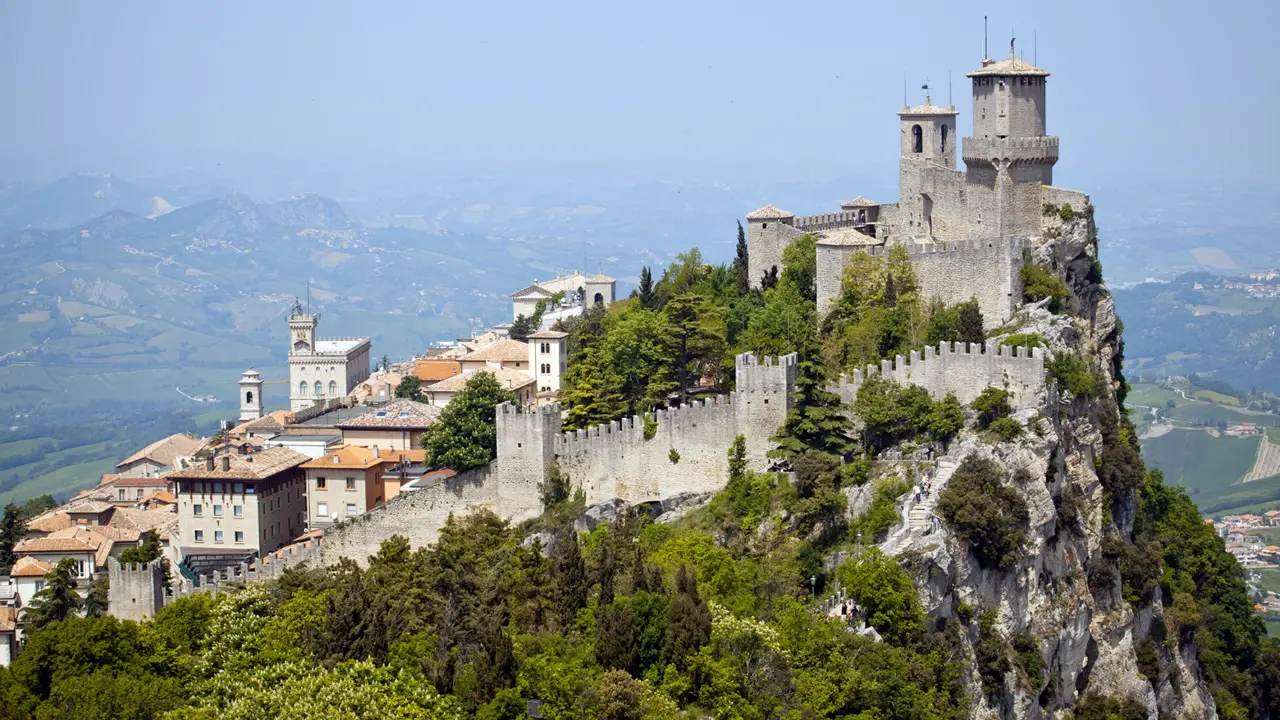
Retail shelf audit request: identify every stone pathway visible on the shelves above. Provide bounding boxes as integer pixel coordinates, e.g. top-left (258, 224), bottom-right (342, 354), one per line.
top-left (882, 459), bottom-right (958, 555)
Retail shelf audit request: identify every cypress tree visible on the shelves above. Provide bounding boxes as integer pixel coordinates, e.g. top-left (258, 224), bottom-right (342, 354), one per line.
top-left (957, 298), bottom-right (985, 346)
top-left (734, 221), bottom-right (750, 296)
top-left (883, 272), bottom-right (898, 306)
top-left (662, 565), bottom-right (711, 671)
top-left (552, 526), bottom-right (588, 627)
top-left (0, 502), bottom-right (23, 571)
top-left (637, 266), bottom-right (657, 310)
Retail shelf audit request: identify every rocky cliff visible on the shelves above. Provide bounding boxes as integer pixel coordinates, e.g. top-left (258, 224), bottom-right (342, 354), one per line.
top-left (872, 201), bottom-right (1224, 719)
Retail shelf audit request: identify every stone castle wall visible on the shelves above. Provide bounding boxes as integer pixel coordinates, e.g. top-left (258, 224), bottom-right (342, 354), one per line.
top-left (835, 341), bottom-right (1047, 409)
top-left (317, 352), bottom-right (797, 564)
top-left (107, 558), bottom-right (165, 622)
top-left (747, 220), bottom-right (802, 288)
top-left (816, 236), bottom-right (1031, 327)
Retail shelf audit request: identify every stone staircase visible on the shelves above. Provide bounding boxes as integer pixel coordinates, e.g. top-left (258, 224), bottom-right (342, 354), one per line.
top-left (907, 459), bottom-right (957, 533)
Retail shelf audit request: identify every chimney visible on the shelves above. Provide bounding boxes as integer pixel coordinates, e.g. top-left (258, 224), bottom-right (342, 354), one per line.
top-left (220, 455), bottom-right (231, 472)
top-left (206, 455), bottom-right (215, 471)
top-left (371, 444), bottom-right (379, 459)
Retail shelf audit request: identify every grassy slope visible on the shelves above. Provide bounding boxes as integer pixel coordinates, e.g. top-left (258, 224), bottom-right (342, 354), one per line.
top-left (1141, 429), bottom-right (1259, 495)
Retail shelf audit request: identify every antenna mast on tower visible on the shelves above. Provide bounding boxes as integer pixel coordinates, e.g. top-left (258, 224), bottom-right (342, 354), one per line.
top-left (983, 16), bottom-right (988, 59)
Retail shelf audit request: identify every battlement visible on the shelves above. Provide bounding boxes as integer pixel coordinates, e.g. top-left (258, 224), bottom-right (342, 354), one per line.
top-left (865, 236), bottom-right (1032, 258)
top-left (836, 341), bottom-right (1046, 409)
top-left (963, 135), bottom-right (1059, 166)
top-left (107, 557), bottom-right (166, 622)
top-left (795, 211), bottom-right (867, 232)
top-left (172, 539), bottom-right (324, 600)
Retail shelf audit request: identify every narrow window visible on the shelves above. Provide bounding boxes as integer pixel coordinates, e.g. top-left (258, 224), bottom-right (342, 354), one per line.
top-left (235, 531), bottom-right (244, 543)
top-left (245, 390), bottom-right (253, 405)
top-left (912, 125), bottom-right (923, 153)
top-left (346, 477), bottom-right (356, 490)
top-left (313, 380), bottom-right (322, 396)
top-left (299, 381), bottom-right (308, 396)
top-left (940, 125), bottom-right (948, 153)
top-left (193, 504), bottom-right (203, 517)
top-left (194, 530), bottom-right (204, 543)
top-left (215, 530), bottom-right (224, 543)
top-left (328, 380), bottom-right (337, 395)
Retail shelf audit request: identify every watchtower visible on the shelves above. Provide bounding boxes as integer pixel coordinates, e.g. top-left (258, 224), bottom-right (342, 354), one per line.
top-left (238, 368), bottom-right (264, 422)
top-left (897, 90), bottom-right (959, 238)
top-left (962, 43), bottom-right (1059, 236)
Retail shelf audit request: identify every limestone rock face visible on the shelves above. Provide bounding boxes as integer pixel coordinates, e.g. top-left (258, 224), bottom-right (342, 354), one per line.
top-left (876, 206), bottom-right (1218, 720)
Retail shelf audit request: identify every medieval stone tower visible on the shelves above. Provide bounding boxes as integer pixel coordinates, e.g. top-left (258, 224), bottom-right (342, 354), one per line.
top-left (747, 43), bottom-right (1071, 328)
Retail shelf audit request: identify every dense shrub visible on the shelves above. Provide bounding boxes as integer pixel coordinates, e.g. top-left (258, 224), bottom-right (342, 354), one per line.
top-left (988, 416), bottom-right (1024, 442)
top-left (1046, 351), bottom-right (1100, 398)
top-left (971, 386), bottom-right (1012, 428)
top-left (975, 610), bottom-right (1007, 699)
top-left (1021, 261), bottom-right (1071, 313)
top-left (836, 549), bottom-right (926, 646)
top-left (1011, 628), bottom-right (1045, 689)
top-left (1000, 332), bottom-right (1045, 351)
top-left (1073, 693), bottom-right (1148, 720)
top-left (937, 457), bottom-right (1029, 568)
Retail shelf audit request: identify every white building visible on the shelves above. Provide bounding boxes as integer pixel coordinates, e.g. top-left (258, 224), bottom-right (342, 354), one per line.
top-left (287, 303), bottom-right (372, 413)
top-left (510, 270), bottom-right (616, 324)
top-left (528, 330), bottom-right (568, 395)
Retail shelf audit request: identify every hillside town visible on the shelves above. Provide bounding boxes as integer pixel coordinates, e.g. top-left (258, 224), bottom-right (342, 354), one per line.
top-left (0, 269), bottom-right (612, 664)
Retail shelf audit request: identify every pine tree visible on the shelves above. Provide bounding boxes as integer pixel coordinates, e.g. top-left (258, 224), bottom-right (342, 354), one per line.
top-left (562, 345), bottom-right (626, 430)
top-left (733, 221), bottom-right (750, 296)
top-left (552, 526), bottom-right (587, 628)
top-left (662, 294), bottom-right (725, 405)
top-left (883, 272), bottom-right (898, 306)
top-left (509, 313), bottom-right (535, 342)
top-left (24, 558), bottom-right (83, 630)
top-left (662, 565), bottom-right (711, 671)
top-left (637, 266), bottom-right (658, 310)
top-left (770, 342), bottom-right (855, 460)
top-left (0, 502), bottom-right (23, 571)
top-left (957, 298), bottom-right (985, 346)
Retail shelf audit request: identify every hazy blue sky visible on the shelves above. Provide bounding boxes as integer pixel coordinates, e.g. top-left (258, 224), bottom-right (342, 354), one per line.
top-left (2, 0), bottom-right (1276, 192)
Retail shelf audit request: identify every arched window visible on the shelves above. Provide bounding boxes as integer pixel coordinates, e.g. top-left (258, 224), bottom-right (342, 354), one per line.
top-left (299, 381), bottom-right (308, 396)
top-left (593, 292), bottom-right (604, 305)
top-left (912, 125), bottom-right (923, 153)
top-left (940, 125), bottom-right (948, 153)
top-left (245, 391), bottom-right (254, 405)
top-left (313, 381), bottom-right (322, 396)
top-left (328, 380), bottom-right (337, 396)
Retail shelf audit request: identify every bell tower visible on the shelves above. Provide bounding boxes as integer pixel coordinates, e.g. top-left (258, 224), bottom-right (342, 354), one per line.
top-left (287, 300), bottom-right (318, 355)
top-left (238, 369), bottom-right (264, 422)
top-left (897, 88), bottom-right (959, 239)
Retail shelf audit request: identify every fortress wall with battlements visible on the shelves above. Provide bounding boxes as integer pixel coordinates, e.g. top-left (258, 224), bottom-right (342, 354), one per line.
top-left (835, 342), bottom-right (1047, 409)
top-left (521, 353), bottom-right (796, 505)
top-left (107, 558), bottom-right (166, 622)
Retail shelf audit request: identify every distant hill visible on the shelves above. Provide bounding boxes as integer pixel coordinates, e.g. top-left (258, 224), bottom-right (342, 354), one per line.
top-left (0, 179), bottom-right (650, 505)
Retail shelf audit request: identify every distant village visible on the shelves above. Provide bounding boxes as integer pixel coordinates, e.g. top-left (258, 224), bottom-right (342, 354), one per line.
top-left (1193, 268), bottom-right (1280, 299)
top-left (1203, 511), bottom-right (1280, 622)
top-left (0, 269), bottom-right (615, 666)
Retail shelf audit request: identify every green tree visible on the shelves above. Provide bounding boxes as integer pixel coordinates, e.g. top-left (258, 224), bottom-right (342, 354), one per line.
top-left (937, 457), bottom-right (1029, 568)
top-left (82, 574), bottom-right (109, 618)
top-left (760, 265), bottom-right (778, 290)
top-left (0, 502), bottom-right (23, 571)
top-left (422, 371), bottom-right (517, 470)
top-left (637, 266), bottom-right (658, 310)
top-left (1021, 260), bottom-right (1071, 313)
top-left (927, 392), bottom-right (965, 443)
top-left (971, 386), bottom-right (1012, 428)
top-left (662, 293), bottom-right (725, 404)
top-left (552, 527), bottom-right (588, 628)
top-left (23, 558), bottom-right (83, 631)
top-left (780, 233), bottom-right (817, 303)
top-left (603, 307), bottom-right (675, 414)
top-left (509, 313), bottom-right (536, 342)
top-left (393, 375), bottom-right (422, 399)
top-left (956, 298), bottom-right (985, 345)
top-left (562, 345), bottom-right (627, 431)
top-left (733, 221), bottom-right (750, 296)
top-left (836, 549), bottom-right (926, 645)
top-left (771, 343), bottom-right (854, 460)
top-left (739, 282), bottom-right (816, 359)
top-left (663, 565), bottom-right (711, 671)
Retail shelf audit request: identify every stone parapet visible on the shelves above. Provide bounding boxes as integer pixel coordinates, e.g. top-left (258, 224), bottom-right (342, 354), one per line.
top-left (835, 342), bottom-right (1047, 409)
top-left (795, 211), bottom-right (867, 232)
top-left (962, 136), bottom-right (1059, 166)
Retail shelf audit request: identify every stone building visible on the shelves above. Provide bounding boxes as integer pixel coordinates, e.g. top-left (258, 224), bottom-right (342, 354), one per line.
top-left (747, 45), bottom-right (1071, 326)
top-left (510, 270), bottom-right (616, 324)
top-left (115, 433), bottom-right (204, 479)
top-left (168, 446), bottom-right (310, 570)
top-left (287, 302), bottom-right (372, 413)
top-left (334, 399), bottom-right (441, 451)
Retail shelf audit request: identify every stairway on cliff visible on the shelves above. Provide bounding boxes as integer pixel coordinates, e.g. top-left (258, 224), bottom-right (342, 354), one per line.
top-left (881, 458), bottom-right (958, 555)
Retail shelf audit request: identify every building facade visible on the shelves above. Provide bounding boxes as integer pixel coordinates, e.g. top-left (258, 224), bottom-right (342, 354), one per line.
top-left (301, 446), bottom-right (394, 529)
top-left (528, 330), bottom-right (568, 395)
top-left (287, 302), bottom-right (372, 413)
top-left (168, 447), bottom-right (310, 563)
